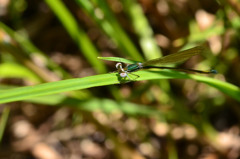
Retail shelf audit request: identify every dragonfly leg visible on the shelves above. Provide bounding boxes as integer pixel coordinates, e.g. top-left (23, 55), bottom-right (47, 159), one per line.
top-left (127, 72), bottom-right (139, 80)
top-left (126, 73), bottom-right (131, 80)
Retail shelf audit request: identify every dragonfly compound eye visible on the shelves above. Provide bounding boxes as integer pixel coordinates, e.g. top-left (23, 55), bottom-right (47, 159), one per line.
top-left (116, 63), bottom-right (121, 69)
top-left (116, 63), bottom-right (125, 72)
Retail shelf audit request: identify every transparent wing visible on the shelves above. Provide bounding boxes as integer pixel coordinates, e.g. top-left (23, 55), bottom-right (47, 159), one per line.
top-left (142, 46), bottom-right (205, 66)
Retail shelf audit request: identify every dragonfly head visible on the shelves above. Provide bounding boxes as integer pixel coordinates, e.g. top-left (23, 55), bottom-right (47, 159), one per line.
top-left (116, 63), bottom-right (125, 72)
top-left (116, 63), bottom-right (130, 80)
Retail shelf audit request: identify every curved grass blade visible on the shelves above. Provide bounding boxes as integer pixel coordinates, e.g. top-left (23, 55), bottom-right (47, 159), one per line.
top-left (0, 70), bottom-right (239, 103)
top-left (75, 0), bottom-right (143, 61)
top-left (122, 0), bottom-right (162, 60)
top-left (0, 107), bottom-right (10, 143)
top-left (98, 57), bottom-right (137, 64)
top-left (25, 95), bottom-right (164, 117)
top-left (45, 0), bottom-right (106, 74)
top-left (0, 63), bottom-right (41, 83)
top-left (89, 0), bottom-right (143, 61)
top-left (136, 70), bottom-right (240, 102)
top-left (0, 73), bottom-right (118, 104)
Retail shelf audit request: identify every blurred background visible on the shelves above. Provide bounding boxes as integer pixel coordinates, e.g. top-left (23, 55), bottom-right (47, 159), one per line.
top-left (0, 0), bottom-right (240, 159)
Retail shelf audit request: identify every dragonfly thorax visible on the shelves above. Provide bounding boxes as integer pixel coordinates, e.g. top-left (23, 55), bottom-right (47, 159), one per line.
top-left (127, 63), bottom-right (143, 72)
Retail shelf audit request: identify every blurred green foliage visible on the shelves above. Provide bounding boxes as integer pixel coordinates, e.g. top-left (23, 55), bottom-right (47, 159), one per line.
top-left (0, 0), bottom-right (240, 159)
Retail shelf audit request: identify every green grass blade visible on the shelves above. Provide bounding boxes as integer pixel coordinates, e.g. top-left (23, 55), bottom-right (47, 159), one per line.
top-left (0, 22), bottom-right (69, 78)
top-left (0, 107), bottom-right (10, 143)
top-left (138, 71), bottom-right (240, 102)
top-left (0, 70), bottom-right (239, 103)
top-left (44, 0), bottom-right (106, 74)
top-left (188, 21), bottom-right (225, 42)
top-left (98, 56), bottom-right (137, 64)
top-left (89, 0), bottom-right (143, 61)
top-left (191, 75), bottom-right (240, 101)
top-left (122, 0), bottom-right (162, 60)
top-left (25, 95), bottom-right (164, 117)
top-left (0, 62), bottom-right (41, 83)
top-left (0, 73), bottom-right (118, 104)
top-left (75, 1), bottom-right (128, 56)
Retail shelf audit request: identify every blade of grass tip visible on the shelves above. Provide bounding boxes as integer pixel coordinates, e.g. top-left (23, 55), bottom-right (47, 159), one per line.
top-left (44, 0), bottom-right (106, 74)
top-left (0, 107), bottom-right (10, 143)
top-left (98, 57), bottom-right (137, 64)
top-left (122, 0), bottom-right (162, 60)
top-left (136, 70), bottom-right (240, 102)
top-left (91, 0), bottom-right (143, 61)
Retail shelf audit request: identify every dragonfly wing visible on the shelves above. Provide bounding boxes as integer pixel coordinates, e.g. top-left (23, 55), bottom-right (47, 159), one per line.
top-left (143, 46), bottom-right (205, 66)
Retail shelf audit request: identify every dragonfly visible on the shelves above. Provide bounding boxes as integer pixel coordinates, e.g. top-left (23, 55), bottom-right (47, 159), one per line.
top-left (115, 46), bottom-right (217, 80)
